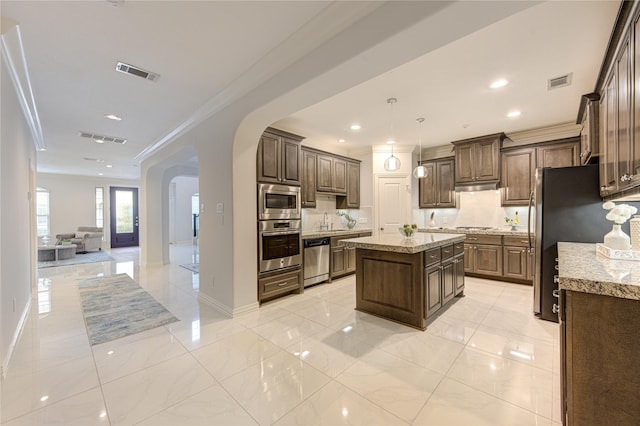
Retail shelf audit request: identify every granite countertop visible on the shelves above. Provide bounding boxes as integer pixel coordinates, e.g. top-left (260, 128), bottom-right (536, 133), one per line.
top-left (418, 227), bottom-right (530, 236)
top-left (302, 228), bottom-right (373, 239)
top-left (342, 232), bottom-right (465, 254)
top-left (557, 242), bottom-right (640, 301)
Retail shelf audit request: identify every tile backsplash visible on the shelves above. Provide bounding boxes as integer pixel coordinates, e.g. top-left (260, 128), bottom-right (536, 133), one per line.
top-left (301, 194), bottom-right (371, 232)
top-left (417, 189), bottom-right (531, 231)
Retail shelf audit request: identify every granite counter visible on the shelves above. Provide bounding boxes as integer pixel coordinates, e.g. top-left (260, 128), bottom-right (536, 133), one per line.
top-left (342, 232), bottom-right (465, 254)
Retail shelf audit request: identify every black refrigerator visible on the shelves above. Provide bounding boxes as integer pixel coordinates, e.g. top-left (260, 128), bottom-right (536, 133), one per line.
top-left (532, 164), bottom-right (640, 322)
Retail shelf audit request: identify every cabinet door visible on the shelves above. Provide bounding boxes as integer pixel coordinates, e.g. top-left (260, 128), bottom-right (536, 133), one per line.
top-left (281, 137), bottom-right (301, 185)
top-left (346, 246), bottom-right (356, 273)
top-left (257, 133), bottom-right (281, 184)
top-left (418, 162), bottom-right (437, 208)
top-left (345, 161), bottom-right (360, 208)
top-left (437, 159), bottom-right (456, 207)
top-left (424, 264), bottom-right (442, 318)
top-left (536, 141), bottom-right (580, 169)
top-left (331, 246), bottom-right (346, 277)
top-left (633, 14), bottom-right (640, 178)
top-left (454, 255), bottom-right (465, 295)
top-left (454, 144), bottom-right (475, 183)
top-left (474, 244), bottom-right (503, 277)
top-left (463, 244), bottom-right (474, 273)
top-left (475, 138), bottom-right (500, 181)
top-left (333, 158), bottom-right (347, 194)
top-left (503, 246), bottom-right (527, 280)
top-left (442, 260), bottom-right (455, 304)
top-left (527, 248), bottom-right (535, 281)
top-left (501, 148), bottom-right (535, 206)
top-left (317, 155), bottom-right (333, 191)
top-left (617, 36), bottom-right (633, 188)
top-left (603, 72), bottom-right (618, 193)
top-left (301, 150), bottom-right (317, 208)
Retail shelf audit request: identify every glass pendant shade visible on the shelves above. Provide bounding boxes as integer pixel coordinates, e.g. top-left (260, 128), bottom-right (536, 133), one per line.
top-left (384, 155), bottom-right (401, 171)
top-left (413, 164), bottom-right (427, 178)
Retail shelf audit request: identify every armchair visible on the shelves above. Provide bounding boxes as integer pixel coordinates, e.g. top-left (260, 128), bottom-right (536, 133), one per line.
top-left (56, 226), bottom-right (103, 253)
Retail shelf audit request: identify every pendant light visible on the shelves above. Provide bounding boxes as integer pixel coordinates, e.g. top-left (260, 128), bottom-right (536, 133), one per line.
top-left (413, 117), bottom-right (428, 178)
top-left (384, 97), bottom-right (401, 171)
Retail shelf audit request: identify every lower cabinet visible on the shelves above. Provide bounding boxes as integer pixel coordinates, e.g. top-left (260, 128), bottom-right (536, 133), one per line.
top-left (258, 267), bottom-right (303, 303)
top-left (424, 243), bottom-right (465, 319)
top-left (331, 231), bottom-right (371, 280)
top-left (464, 233), bottom-right (533, 284)
top-left (464, 234), bottom-right (503, 278)
top-left (503, 235), bottom-right (535, 283)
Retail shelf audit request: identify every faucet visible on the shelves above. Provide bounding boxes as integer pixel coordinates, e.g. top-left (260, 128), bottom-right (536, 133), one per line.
top-left (320, 211), bottom-right (329, 231)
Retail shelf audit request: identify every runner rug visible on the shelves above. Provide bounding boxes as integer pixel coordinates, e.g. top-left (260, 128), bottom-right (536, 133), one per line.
top-left (77, 273), bottom-right (179, 345)
top-left (38, 251), bottom-right (115, 269)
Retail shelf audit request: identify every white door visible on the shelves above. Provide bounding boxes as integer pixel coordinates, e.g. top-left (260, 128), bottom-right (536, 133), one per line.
top-left (376, 176), bottom-right (411, 234)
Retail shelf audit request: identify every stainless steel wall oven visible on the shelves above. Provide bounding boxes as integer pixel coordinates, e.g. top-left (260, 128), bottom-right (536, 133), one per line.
top-left (257, 183), bottom-right (301, 221)
top-left (258, 219), bottom-right (302, 273)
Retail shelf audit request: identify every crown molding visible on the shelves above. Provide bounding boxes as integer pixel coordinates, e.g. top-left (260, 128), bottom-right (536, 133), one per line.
top-left (504, 122), bottom-right (581, 147)
top-left (1, 25), bottom-right (45, 151)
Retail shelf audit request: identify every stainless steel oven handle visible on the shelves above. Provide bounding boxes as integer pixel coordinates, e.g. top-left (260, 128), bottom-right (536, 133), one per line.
top-left (261, 230), bottom-right (301, 237)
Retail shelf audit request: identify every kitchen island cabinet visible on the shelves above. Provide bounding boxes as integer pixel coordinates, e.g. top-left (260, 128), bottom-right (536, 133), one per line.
top-left (343, 232), bottom-right (465, 330)
top-left (557, 242), bottom-right (640, 426)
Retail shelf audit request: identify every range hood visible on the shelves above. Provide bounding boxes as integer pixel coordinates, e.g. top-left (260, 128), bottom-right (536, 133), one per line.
top-left (455, 181), bottom-right (499, 192)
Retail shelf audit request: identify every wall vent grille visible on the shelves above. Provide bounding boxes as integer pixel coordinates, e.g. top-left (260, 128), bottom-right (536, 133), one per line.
top-left (115, 61), bottom-right (160, 82)
top-left (79, 131), bottom-right (127, 144)
top-left (548, 73), bottom-right (572, 90)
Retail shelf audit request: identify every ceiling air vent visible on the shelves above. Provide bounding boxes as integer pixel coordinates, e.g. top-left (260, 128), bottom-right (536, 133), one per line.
top-left (79, 131), bottom-right (127, 145)
top-left (115, 61), bottom-right (160, 82)
top-left (548, 73), bottom-right (572, 90)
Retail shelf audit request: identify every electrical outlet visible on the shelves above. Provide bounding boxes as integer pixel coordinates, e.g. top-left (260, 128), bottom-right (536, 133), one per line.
top-left (216, 203), bottom-right (223, 214)
top-left (358, 217), bottom-right (368, 223)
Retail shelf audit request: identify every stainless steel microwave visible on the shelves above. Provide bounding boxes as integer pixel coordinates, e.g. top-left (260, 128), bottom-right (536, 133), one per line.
top-left (257, 183), bottom-right (301, 220)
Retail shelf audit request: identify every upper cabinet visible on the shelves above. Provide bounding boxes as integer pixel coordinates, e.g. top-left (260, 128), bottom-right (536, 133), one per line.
top-left (257, 127), bottom-right (304, 186)
top-left (419, 157), bottom-right (455, 208)
top-left (596, 2), bottom-right (640, 198)
top-left (301, 149), bottom-right (317, 208)
top-left (452, 133), bottom-right (505, 186)
top-left (337, 161), bottom-right (360, 209)
top-left (501, 138), bottom-right (580, 206)
top-left (317, 154), bottom-right (347, 194)
top-left (578, 93), bottom-right (600, 164)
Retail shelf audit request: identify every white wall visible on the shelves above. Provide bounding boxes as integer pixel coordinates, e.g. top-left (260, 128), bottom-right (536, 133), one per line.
top-left (1, 43), bottom-right (37, 376)
top-left (36, 173), bottom-right (139, 247)
top-left (170, 176), bottom-right (198, 243)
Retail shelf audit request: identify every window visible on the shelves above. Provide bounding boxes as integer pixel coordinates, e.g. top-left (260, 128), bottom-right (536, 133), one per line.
top-left (96, 187), bottom-right (104, 228)
top-left (36, 187), bottom-right (50, 236)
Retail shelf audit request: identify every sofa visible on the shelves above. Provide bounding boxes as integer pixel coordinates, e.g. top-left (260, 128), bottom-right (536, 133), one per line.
top-left (56, 226), bottom-right (103, 253)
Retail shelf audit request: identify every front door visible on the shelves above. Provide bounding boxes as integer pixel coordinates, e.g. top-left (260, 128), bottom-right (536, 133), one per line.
top-left (377, 176), bottom-right (411, 234)
top-left (110, 186), bottom-right (139, 248)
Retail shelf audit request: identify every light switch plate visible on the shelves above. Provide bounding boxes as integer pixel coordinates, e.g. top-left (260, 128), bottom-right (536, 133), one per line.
top-left (216, 202), bottom-right (224, 213)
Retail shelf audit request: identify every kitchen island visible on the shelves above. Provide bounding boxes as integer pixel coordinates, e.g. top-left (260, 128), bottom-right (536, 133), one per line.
top-left (557, 242), bottom-right (640, 426)
top-left (342, 232), bottom-right (465, 330)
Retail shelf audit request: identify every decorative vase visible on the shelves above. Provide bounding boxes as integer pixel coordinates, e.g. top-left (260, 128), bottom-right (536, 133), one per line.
top-left (347, 219), bottom-right (356, 229)
top-left (604, 223), bottom-right (631, 250)
top-left (631, 215), bottom-right (640, 251)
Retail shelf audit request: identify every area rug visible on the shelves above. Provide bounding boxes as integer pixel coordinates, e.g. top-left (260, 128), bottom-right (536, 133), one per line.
top-left (179, 263), bottom-right (199, 273)
top-left (77, 273), bottom-right (179, 345)
top-left (38, 251), bottom-right (115, 269)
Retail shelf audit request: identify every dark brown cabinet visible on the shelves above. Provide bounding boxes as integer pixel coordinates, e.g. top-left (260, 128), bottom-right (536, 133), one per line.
top-left (418, 158), bottom-right (455, 208)
top-left (464, 234), bottom-right (503, 278)
top-left (536, 140), bottom-right (580, 169)
top-left (452, 133), bottom-right (505, 186)
top-left (257, 128), bottom-right (303, 186)
top-left (578, 93), bottom-right (600, 164)
top-left (560, 289), bottom-right (640, 425)
top-left (331, 231), bottom-right (371, 279)
top-left (501, 148), bottom-right (536, 206)
top-left (317, 154), bottom-right (347, 194)
top-left (336, 161), bottom-right (360, 209)
top-left (258, 268), bottom-right (303, 302)
top-left (424, 263), bottom-right (442, 318)
top-left (424, 243), bottom-right (464, 320)
top-left (301, 149), bottom-right (317, 208)
top-left (502, 245), bottom-right (527, 281)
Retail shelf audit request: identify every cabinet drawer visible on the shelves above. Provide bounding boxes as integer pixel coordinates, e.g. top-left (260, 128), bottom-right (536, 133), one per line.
top-left (503, 235), bottom-right (533, 247)
top-left (441, 244), bottom-right (454, 260)
top-left (424, 247), bottom-right (441, 267)
top-left (453, 241), bottom-right (464, 255)
top-left (464, 234), bottom-right (502, 245)
top-left (260, 269), bottom-right (302, 299)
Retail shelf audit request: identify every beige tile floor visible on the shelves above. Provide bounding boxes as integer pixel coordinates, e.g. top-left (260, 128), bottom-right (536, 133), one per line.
top-left (0, 243), bottom-right (562, 425)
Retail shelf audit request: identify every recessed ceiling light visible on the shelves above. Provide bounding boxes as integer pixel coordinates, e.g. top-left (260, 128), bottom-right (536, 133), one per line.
top-left (94, 138), bottom-right (105, 144)
top-left (507, 111), bottom-right (521, 118)
top-left (350, 124), bottom-right (361, 131)
top-left (98, 172), bottom-right (104, 176)
top-left (338, 139), bottom-right (346, 143)
top-left (38, 147), bottom-right (46, 151)
top-left (40, 396), bottom-right (49, 402)
top-left (386, 139), bottom-right (396, 145)
top-left (104, 114), bottom-right (122, 121)
top-left (490, 79), bottom-right (508, 89)
top-left (106, 164), bottom-right (113, 168)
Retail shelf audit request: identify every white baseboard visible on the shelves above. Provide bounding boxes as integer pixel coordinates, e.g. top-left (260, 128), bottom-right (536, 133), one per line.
top-left (2, 297), bottom-right (31, 379)
top-left (197, 292), bottom-right (259, 317)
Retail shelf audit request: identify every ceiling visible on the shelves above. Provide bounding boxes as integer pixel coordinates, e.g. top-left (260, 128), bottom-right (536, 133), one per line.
top-left (1, 1), bottom-right (620, 179)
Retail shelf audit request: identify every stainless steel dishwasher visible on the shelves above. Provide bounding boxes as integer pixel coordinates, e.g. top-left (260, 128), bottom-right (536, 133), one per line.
top-left (303, 237), bottom-right (330, 287)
